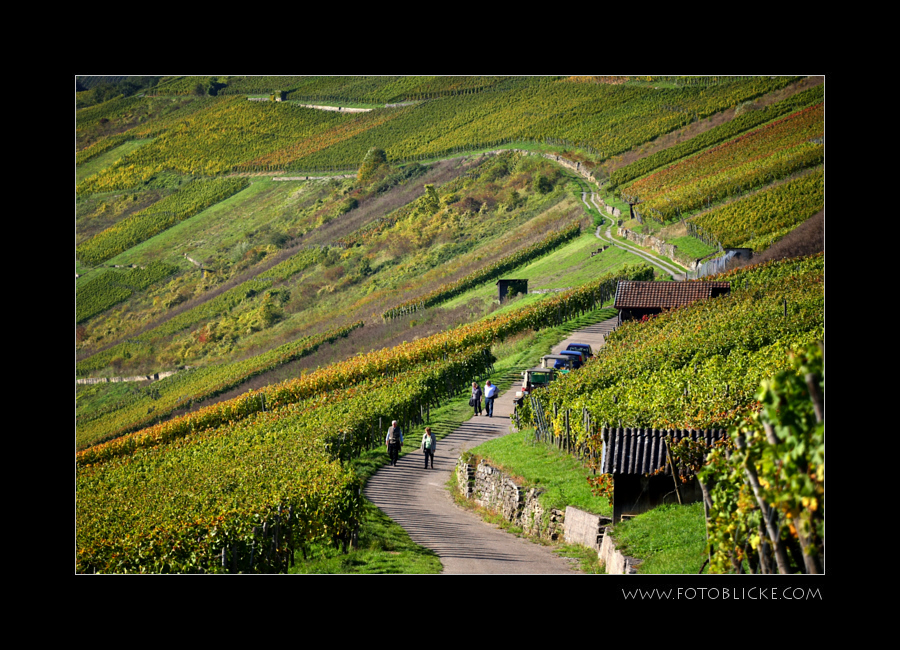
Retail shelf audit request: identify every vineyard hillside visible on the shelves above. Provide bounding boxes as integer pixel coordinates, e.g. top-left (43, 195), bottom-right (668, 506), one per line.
top-left (75, 75), bottom-right (824, 574)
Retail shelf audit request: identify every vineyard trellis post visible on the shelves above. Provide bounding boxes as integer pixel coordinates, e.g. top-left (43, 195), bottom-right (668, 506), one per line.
top-left (732, 432), bottom-right (790, 574)
top-left (663, 437), bottom-right (683, 505)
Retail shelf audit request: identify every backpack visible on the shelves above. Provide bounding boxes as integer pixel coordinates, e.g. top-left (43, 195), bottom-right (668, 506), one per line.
top-left (388, 425), bottom-right (402, 444)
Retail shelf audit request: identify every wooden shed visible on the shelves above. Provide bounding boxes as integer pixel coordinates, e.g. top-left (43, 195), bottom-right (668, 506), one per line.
top-left (614, 280), bottom-right (730, 322)
top-left (600, 427), bottom-right (728, 523)
top-left (497, 279), bottom-right (528, 303)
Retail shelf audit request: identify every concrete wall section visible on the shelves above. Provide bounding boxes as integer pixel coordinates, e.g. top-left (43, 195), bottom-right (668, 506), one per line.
top-left (563, 506), bottom-right (611, 552)
top-left (599, 533), bottom-right (640, 574)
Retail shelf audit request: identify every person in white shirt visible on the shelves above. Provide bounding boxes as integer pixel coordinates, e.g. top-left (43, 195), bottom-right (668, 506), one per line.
top-left (385, 420), bottom-right (403, 466)
top-left (484, 380), bottom-right (499, 417)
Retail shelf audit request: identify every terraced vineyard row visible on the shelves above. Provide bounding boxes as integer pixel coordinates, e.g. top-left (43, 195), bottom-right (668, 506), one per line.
top-left (76, 262), bottom-right (177, 323)
top-left (288, 77), bottom-right (799, 170)
top-left (147, 76), bottom-right (509, 103)
top-left (76, 256), bottom-right (658, 572)
top-left (75, 77), bottom-right (825, 575)
top-left (75, 95), bottom-right (217, 152)
top-left (76, 321), bottom-right (364, 450)
top-left (78, 262), bottom-right (653, 466)
top-left (76, 177), bottom-right (250, 265)
top-left (622, 103), bottom-right (824, 222)
top-left (76, 247), bottom-right (326, 375)
top-left (700, 342), bottom-right (823, 574)
top-left (76, 98), bottom-right (352, 191)
top-left (77, 78), bottom-right (800, 193)
top-left (688, 168), bottom-right (824, 250)
top-left (76, 322), bottom-right (516, 573)
top-left (607, 85), bottom-right (824, 190)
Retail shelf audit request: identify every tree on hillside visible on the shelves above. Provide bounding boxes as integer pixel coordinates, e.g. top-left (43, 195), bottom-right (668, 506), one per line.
top-left (358, 147), bottom-right (388, 182)
top-left (421, 184), bottom-right (440, 213)
top-left (534, 174), bottom-right (554, 194)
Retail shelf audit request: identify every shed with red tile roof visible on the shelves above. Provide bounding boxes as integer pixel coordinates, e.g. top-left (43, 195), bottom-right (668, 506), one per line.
top-left (614, 280), bottom-right (730, 322)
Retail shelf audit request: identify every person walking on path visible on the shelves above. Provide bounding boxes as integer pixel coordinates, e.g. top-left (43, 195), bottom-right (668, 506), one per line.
top-left (385, 420), bottom-right (403, 466)
top-left (484, 380), bottom-right (498, 417)
top-left (421, 426), bottom-right (436, 469)
top-left (471, 382), bottom-right (483, 416)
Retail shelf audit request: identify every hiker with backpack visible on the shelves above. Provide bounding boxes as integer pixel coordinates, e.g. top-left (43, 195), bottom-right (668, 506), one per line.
top-left (385, 420), bottom-right (403, 466)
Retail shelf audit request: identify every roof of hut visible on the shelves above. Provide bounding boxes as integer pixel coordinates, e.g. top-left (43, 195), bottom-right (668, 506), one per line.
top-left (614, 281), bottom-right (730, 310)
top-left (600, 428), bottom-right (729, 475)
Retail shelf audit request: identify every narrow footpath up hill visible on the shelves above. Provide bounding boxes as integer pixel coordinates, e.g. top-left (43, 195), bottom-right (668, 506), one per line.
top-left (364, 316), bottom-right (618, 574)
top-left (364, 384), bottom-right (580, 574)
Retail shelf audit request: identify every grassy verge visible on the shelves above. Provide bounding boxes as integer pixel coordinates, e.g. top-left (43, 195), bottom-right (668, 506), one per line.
top-left (669, 235), bottom-right (717, 259)
top-left (554, 543), bottom-right (606, 573)
top-left (608, 503), bottom-right (709, 575)
top-left (463, 427), bottom-right (610, 516)
top-left (288, 497), bottom-right (442, 574)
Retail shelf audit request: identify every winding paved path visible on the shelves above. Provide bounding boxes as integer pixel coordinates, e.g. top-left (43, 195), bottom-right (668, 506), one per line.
top-left (580, 192), bottom-right (687, 281)
top-left (364, 317), bottom-right (617, 574)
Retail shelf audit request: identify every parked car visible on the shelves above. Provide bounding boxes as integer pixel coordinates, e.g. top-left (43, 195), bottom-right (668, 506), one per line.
top-left (558, 350), bottom-right (585, 369)
top-left (565, 343), bottom-right (594, 360)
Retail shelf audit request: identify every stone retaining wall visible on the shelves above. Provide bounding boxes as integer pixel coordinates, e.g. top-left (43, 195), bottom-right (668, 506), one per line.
top-left (75, 370), bottom-right (180, 385)
top-left (272, 174), bottom-right (355, 181)
top-left (455, 458), bottom-right (562, 541)
top-left (456, 456), bottom-right (641, 574)
top-left (617, 226), bottom-right (698, 270)
top-left (593, 196), bottom-right (622, 218)
top-left (296, 104), bottom-right (371, 113)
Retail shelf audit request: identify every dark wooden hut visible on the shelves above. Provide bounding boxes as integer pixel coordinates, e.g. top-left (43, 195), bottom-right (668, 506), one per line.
top-left (600, 427), bottom-right (729, 523)
top-left (497, 279), bottom-right (528, 303)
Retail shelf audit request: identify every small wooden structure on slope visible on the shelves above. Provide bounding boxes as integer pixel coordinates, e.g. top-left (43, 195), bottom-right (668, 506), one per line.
top-left (497, 279), bottom-right (528, 303)
top-left (600, 427), bottom-right (728, 523)
top-left (614, 280), bottom-right (730, 323)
